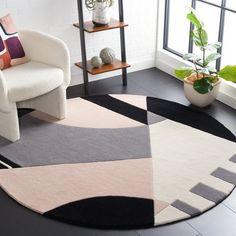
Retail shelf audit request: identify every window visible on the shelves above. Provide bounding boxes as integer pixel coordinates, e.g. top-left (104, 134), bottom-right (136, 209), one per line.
top-left (163, 0), bottom-right (236, 71)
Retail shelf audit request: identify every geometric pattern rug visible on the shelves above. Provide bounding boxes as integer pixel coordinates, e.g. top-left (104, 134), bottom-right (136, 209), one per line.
top-left (0, 94), bottom-right (235, 229)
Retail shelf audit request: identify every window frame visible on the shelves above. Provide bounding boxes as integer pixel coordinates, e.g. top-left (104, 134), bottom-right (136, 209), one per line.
top-left (163, 0), bottom-right (236, 71)
top-left (155, 0), bottom-right (236, 109)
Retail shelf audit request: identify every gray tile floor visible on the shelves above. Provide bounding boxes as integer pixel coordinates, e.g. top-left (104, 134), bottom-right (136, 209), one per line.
top-left (187, 204), bottom-right (236, 236)
top-left (0, 68), bottom-right (235, 236)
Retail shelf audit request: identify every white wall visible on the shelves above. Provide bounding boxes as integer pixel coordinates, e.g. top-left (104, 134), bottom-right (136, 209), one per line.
top-left (0, 0), bottom-right (158, 85)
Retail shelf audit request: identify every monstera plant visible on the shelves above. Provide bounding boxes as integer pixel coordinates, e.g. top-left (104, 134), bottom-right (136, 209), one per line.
top-left (175, 8), bottom-right (236, 107)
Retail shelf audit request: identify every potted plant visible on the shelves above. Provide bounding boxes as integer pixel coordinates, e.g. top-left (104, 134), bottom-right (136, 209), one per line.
top-left (85, 0), bottom-right (114, 26)
top-left (175, 8), bottom-right (236, 107)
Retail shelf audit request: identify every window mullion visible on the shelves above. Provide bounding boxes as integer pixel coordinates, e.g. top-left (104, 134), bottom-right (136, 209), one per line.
top-left (188, 0), bottom-right (196, 53)
top-left (216, 0), bottom-right (226, 70)
top-left (163, 0), bottom-right (170, 49)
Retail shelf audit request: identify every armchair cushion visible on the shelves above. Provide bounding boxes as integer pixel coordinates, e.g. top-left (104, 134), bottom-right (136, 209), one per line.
top-left (0, 14), bottom-right (28, 70)
top-left (3, 61), bottom-right (64, 102)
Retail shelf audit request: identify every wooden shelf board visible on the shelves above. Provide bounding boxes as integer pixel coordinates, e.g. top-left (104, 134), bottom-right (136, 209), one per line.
top-left (75, 59), bottom-right (130, 75)
top-left (73, 18), bottom-right (128, 33)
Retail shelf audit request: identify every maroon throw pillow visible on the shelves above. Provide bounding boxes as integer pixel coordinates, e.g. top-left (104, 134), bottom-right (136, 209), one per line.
top-left (0, 14), bottom-right (28, 70)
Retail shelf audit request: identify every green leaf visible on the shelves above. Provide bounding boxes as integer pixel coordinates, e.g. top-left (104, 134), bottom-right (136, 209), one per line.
top-left (204, 42), bottom-right (222, 51)
top-left (191, 31), bottom-right (198, 40)
top-left (187, 11), bottom-right (203, 29)
top-left (193, 77), bottom-right (214, 94)
top-left (218, 65), bottom-right (236, 82)
top-left (193, 38), bottom-right (203, 47)
top-left (191, 30), bottom-right (201, 42)
top-left (205, 53), bottom-right (221, 65)
top-left (175, 67), bottom-right (194, 79)
top-left (183, 53), bottom-right (201, 62)
top-left (206, 66), bottom-right (217, 73)
top-left (191, 29), bottom-right (201, 39)
top-left (198, 28), bottom-right (208, 46)
top-left (198, 68), bottom-right (210, 74)
top-left (191, 28), bottom-right (208, 47)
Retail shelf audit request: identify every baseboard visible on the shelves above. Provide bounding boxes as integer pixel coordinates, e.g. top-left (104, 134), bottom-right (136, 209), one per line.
top-left (70, 58), bottom-right (155, 86)
top-left (217, 81), bottom-right (236, 109)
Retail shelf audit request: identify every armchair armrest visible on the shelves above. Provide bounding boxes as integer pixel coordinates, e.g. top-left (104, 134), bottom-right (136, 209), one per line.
top-left (0, 70), bottom-right (11, 112)
top-left (18, 30), bottom-right (71, 87)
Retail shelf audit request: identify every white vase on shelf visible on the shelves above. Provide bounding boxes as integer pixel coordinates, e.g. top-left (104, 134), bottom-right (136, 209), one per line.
top-left (92, 2), bottom-right (111, 26)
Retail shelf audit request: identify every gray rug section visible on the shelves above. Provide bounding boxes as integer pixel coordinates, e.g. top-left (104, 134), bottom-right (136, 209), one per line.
top-left (211, 167), bottom-right (236, 185)
top-left (190, 183), bottom-right (227, 203)
top-left (147, 112), bottom-right (166, 125)
top-left (230, 154), bottom-right (236, 163)
top-left (171, 200), bottom-right (201, 216)
top-left (0, 115), bottom-right (151, 167)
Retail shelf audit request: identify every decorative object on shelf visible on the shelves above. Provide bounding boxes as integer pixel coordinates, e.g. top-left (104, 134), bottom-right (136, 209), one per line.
top-left (175, 8), bottom-right (236, 108)
top-left (90, 56), bottom-right (103, 68)
top-left (100, 47), bottom-right (116, 64)
top-left (85, 0), bottom-right (114, 26)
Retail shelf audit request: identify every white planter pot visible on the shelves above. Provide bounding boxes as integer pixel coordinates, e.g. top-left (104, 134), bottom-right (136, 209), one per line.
top-left (184, 78), bottom-right (221, 108)
top-left (92, 2), bottom-right (111, 26)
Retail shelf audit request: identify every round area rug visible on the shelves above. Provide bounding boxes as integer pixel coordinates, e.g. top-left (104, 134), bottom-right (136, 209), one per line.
top-left (0, 94), bottom-right (235, 229)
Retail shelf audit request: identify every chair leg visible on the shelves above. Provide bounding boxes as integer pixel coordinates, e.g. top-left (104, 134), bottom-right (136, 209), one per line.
top-left (0, 105), bottom-right (20, 142)
top-left (18, 86), bottom-right (67, 120)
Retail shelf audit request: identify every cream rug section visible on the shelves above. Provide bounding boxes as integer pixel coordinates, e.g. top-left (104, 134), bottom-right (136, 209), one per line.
top-left (150, 119), bottom-right (236, 225)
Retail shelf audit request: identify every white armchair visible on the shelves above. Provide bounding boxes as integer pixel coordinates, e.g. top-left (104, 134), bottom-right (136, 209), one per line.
top-left (0, 30), bottom-right (71, 142)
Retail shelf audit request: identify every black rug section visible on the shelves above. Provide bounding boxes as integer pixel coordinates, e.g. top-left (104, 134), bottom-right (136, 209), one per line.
top-left (83, 95), bottom-right (148, 125)
top-left (0, 163), bottom-right (7, 169)
top-left (45, 196), bottom-right (154, 229)
top-left (147, 97), bottom-right (236, 143)
top-left (0, 154), bottom-right (20, 168)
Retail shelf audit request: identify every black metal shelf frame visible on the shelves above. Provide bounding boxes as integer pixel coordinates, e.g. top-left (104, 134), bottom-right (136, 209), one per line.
top-left (76, 0), bottom-right (128, 94)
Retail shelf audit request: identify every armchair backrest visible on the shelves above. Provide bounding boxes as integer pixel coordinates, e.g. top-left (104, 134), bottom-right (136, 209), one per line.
top-left (19, 30), bottom-right (71, 87)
